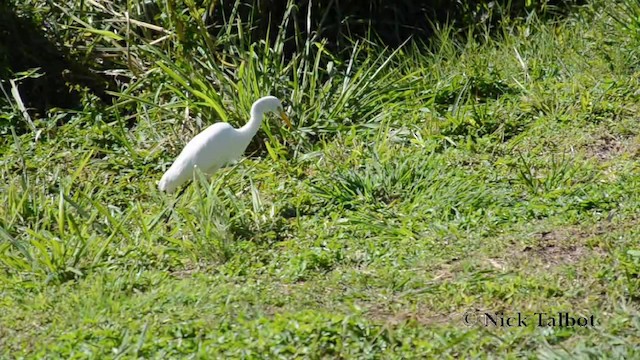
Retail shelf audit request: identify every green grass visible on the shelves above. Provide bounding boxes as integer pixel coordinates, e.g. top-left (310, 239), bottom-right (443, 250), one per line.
top-left (2, 0), bottom-right (640, 358)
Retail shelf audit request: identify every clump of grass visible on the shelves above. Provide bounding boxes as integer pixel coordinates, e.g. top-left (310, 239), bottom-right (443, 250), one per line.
top-left (1, 0), bottom-right (640, 358)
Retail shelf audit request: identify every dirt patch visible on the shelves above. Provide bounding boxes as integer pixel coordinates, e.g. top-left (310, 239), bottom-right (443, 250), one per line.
top-left (511, 225), bottom-right (611, 269)
top-left (587, 134), bottom-right (639, 162)
top-left (170, 268), bottom-right (200, 279)
top-left (365, 302), bottom-right (456, 326)
top-left (523, 243), bottom-right (590, 267)
top-left (487, 219), bottom-right (633, 271)
top-left (169, 261), bottom-right (215, 279)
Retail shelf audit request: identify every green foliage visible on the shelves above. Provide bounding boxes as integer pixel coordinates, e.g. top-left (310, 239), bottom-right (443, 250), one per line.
top-left (1, 0), bottom-right (640, 358)
top-left (608, 0), bottom-right (640, 41)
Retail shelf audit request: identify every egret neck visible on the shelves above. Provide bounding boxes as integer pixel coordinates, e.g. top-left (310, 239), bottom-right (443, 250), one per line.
top-left (239, 103), bottom-right (265, 138)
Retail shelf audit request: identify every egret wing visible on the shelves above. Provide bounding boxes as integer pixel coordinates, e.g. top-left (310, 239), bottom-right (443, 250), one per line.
top-left (158, 123), bottom-right (235, 193)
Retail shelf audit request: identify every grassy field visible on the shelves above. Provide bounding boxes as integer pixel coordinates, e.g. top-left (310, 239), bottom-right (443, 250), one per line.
top-left (1, 0), bottom-right (640, 358)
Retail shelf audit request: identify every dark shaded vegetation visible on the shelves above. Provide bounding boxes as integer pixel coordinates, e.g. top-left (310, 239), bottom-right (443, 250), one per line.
top-left (208, 0), bottom-right (586, 50)
top-left (1, 0), bottom-right (585, 124)
top-left (0, 2), bottom-right (114, 119)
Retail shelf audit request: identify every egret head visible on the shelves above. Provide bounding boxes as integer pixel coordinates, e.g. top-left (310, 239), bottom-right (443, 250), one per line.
top-left (252, 96), bottom-right (291, 128)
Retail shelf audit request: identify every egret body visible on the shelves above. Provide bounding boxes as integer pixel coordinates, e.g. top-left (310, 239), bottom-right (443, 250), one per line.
top-left (158, 96), bottom-right (291, 193)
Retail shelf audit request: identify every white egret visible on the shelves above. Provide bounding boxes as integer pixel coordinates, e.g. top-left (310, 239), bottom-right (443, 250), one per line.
top-left (158, 96), bottom-right (291, 193)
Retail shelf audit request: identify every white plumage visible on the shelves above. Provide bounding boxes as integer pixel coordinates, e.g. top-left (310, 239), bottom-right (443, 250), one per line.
top-left (158, 96), bottom-right (290, 193)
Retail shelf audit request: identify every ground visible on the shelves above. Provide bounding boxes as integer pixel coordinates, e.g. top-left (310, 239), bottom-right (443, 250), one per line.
top-left (1, 1), bottom-right (640, 358)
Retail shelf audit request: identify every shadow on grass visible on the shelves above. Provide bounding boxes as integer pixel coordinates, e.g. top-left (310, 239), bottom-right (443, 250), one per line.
top-left (0, 2), bottom-right (115, 127)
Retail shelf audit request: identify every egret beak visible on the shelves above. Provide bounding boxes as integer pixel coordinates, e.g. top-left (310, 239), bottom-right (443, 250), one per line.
top-left (279, 110), bottom-right (292, 129)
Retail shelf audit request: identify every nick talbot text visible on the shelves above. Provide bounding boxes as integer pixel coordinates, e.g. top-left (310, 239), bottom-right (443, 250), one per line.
top-left (463, 311), bottom-right (597, 328)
